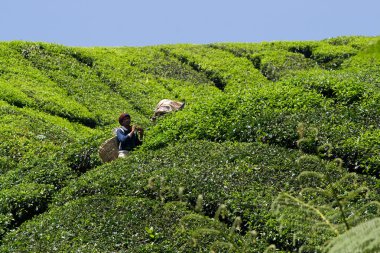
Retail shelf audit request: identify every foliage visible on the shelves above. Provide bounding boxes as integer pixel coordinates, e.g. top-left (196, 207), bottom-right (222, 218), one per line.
top-left (0, 195), bottom-right (246, 253)
top-left (164, 44), bottom-right (268, 92)
top-left (271, 168), bottom-right (380, 251)
top-left (0, 43), bottom-right (96, 126)
top-left (323, 217), bottom-right (380, 253)
top-left (0, 36), bottom-right (379, 252)
top-left (0, 183), bottom-right (54, 238)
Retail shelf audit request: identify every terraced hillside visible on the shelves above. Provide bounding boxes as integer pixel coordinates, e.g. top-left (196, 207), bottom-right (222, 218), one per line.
top-left (0, 36), bottom-right (379, 252)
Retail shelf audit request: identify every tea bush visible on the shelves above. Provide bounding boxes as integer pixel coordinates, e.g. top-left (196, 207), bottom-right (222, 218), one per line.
top-left (67, 46), bottom-right (171, 121)
top-left (0, 81), bottom-right (34, 108)
top-left (52, 139), bottom-right (380, 251)
top-left (280, 68), bottom-right (376, 104)
top-left (0, 195), bottom-right (244, 252)
top-left (0, 183), bottom-right (54, 229)
top-left (67, 46), bottom-right (221, 125)
top-left (52, 141), bottom-right (314, 249)
top-left (214, 40), bottom-right (319, 57)
top-left (164, 44), bottom-right (268, 92)
top-left (142, 81), bottom-right (379, 174)
top-left (8, 42), bottom-right (142, 126)
top-left (0, 97), bottom-right (102, 236)
top-left (310, 36), bottom-right (376, 69)
top-left (311, 43), bottom-right (358, 69)
top-left (142, 82), bottom-right (328, 149)
top-left (0, 100), bottom-right (99, 175)
top-left (140, 47), bottom-right (213, 85)
top-left (252, 50), bottom-right (317, 81)
top-left (1, 195), bottom-right (186, 252)
top-left (0, 43), bottom-right (95, 126)
top-left (213, 43), bottom-right (318, 81)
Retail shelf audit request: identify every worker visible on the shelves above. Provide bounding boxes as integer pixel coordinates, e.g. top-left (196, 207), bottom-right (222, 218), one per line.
top-left (116, 113), bottom-right (143, 158)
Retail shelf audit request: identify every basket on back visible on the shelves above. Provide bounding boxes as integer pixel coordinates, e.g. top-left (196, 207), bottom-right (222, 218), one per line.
top-left (98, 136), bottom-right (119, 163)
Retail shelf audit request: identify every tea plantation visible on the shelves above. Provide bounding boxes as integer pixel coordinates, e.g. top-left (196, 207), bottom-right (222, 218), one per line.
top-left (0, 36), bottom-right (379, 252)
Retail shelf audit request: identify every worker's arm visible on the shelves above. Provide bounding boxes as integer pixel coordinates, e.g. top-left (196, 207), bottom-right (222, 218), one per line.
top-left (116, 127), bottom-right (135, 142)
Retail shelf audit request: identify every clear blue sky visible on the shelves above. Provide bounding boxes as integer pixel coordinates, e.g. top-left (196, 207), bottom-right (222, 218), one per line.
top-left (1, 0), bottom-right (379, 47)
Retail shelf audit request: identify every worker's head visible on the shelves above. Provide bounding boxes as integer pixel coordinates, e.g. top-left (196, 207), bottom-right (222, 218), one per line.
top-left (119, 113), bottom-right (131, 126)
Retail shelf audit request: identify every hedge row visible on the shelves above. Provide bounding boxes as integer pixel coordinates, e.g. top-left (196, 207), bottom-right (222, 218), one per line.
top-left (7, 42), bottom-right (141, 126)
top-left (163, 44), bottom-right (268, 93)
top-left (50, 140), bottom-right (379, 251)
top-left (0, 100), bottom-right (102, 234)
top-left (142, 40), bottom-right (380, 174)
top-left (68, 46), bottom-right (221, 125)
top-left (0, 99), bottom-right (100, 175)
top-left (0, 195), bottom-right (252, 253)
top-left (0, 43), bottom-right (95, 126)
top-left (144, 99), bottom-right (379, 175)
top-left (0, 183), bottom-right (54, 237)
top-left (214, 36), bottom-right (376, 70)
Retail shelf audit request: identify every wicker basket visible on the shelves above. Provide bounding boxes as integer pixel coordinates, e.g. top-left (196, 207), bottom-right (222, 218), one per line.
top-left (98, 136), bottom-right (119, 163)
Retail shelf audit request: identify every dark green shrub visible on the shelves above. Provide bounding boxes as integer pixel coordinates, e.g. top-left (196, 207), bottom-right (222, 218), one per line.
top-left (311, 43), bottom-right (358, 69)
top-left (165, 44), bottom-right (268, 93)
top-left (0, 195), bottom-right (242, 253)
top-left (64, 134), bottom-right (103, 173)
top-left (0, 183), bottom-right (54, 227)
top-left (8, 41), bottom-right (145, 126)
top-left (251, 50), bottom-right (317, 81)
top-left (0, 99), bottom-right (101, 192)
top-left (0, 81), bottom-right (34, 108)
top-left (0, 43), bottom-right (96, 126)
top-left (336, 129), bottom-right (380, 175)
top-left (0, 213), bottom-right (13, 238)
top-left (52, 140), bottom-right (309, 251)
top-left (1, 196), bottom-right (184, 252)
top-left (280, 68), bottom-right (374, 104)
top-left (143, 80), bottom-right (327, 150)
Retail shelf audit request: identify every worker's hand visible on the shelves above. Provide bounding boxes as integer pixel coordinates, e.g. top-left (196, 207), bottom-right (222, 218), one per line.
top-left (131, 125), bottom-right (136, 133)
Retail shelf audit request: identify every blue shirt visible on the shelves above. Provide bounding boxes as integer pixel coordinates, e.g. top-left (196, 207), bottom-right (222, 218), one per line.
top-left (116, 126), bottom-right (142, 151)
